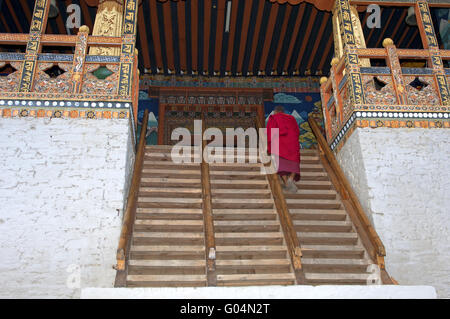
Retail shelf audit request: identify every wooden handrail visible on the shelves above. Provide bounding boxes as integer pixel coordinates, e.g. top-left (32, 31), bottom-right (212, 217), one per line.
top-left (200, 114), bottom-right (217, 286)
top-left (308, 117), bottom-right (386, 259)
top-left (255, 116), bottom-right (305, 283)
top-left (115, 109), bottom-right (149, 273)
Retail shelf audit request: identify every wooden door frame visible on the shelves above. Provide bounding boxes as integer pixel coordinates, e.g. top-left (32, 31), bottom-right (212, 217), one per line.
top-left (150, 87), bottom-right (272, 145)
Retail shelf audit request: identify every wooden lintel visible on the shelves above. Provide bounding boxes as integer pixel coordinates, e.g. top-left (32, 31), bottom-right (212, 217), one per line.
top-left (0, 34), bottom-right (122, 47)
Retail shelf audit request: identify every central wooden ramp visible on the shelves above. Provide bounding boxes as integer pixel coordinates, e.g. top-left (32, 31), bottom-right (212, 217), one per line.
top-left (209, 148), bottom-right (297, 286)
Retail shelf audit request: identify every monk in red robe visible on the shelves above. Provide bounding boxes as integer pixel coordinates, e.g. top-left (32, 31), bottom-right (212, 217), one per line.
top-left (266, 106), bottom-right (301, 193)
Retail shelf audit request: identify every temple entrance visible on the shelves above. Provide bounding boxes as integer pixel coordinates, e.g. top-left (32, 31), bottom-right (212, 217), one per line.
top-left (153, 88), bottom-right (271, 146)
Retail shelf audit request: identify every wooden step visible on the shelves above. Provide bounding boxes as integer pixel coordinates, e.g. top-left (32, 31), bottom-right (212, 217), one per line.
top-left (217, 273), bottom-right (296, 286)
top-left (127, 275), bottom-right (207, 287)
top-left (284, 189), bottom-right (337, 200)
top-left (137, 197), bottom-right (202, 209)
top-left (216, 259), bottom-right (292, 274)
top-left (215, 232), bottom-right (284, 246)
top-left (211, 189), bottom-right (271, 199)
top-left (134, 220), bottom-right (204, 232)
top-left (139, 187), bottom-right (202, 198)
top-left (214, 220), bottom-right (280, 232)
top-left (305, 273), bottom-right (372, 281)
top-left (210, 163), bottom-right (261, 171)
top-left (143, 160), bottom-right (200, 168)
top-left (301, 244), bottom-right (365, 259)
top-left (295, 180), bottom-right (333, 190)
top-left (294, 220), bottom-right (352, 233)
top-left (302, 263), bottom-right (370, 274)
top-left (131, 245), bottom-right (205, 251)
top-left (212, 198), bottom-right (273, 209)
top-left (297, 232), bottom-right (358, 245)
top-left (286, 199), bottom-right (341, 210)
top-left (136, 208), bottom-right (203, 220)
top-left (290, 209), bottom-right (347, 221)
top-left (216, 259), bottom-right (291, 266)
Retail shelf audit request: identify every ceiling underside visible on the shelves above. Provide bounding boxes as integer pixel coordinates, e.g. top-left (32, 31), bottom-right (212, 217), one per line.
top-left (0, 0), bottom-right (446, 77)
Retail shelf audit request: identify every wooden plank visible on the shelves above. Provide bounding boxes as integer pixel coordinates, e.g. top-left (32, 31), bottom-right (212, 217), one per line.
top-left (306, 12), bottom-right (330, 71)
top-left (129, 260), bottom-right (205, 267)
top-left (258, 2), bottom-right (279, 71)
top-left (216, 232), bottom-right (283, 238)
top-left (177, 0), bottom-right (187, 71)
top-left (127, 275), bottom-right (206, 282)
top-left (131, 245), bottom-right (205, 252)
top-left (217, 273), bottom-right (295, 281)
top-left (135, 220), bottom-right (204, 225)
top-left (225, 0), bottom-right (240, 72)
top-left (216, 259), bottom-right (290, 266)
top-left (137, 2), bottom-right (151, 69)
top-left (116, 110), bottom-right (149, 272)
top-left (134, 231), bottom-right (204, 238)
top-left (163, 1), bottom-right (175, 71)
top-left (191, 0), bottom-right (199, 71)
top-left (272, 4), bottom-right (292, 72)
top-left (201, 115), bottom-right (217, 286)
top-left (282, 3), bottom-right (305, 72)
top-left (237, 0), bottom-right (254, 73)
top-left (214, 0), bottom-right (226, 72)
top-left (293, 5), bottom-right (318, 72)
top-left (247, 0), bottom-right (265, 73)
top-left (216, 245), bottom-right (287, 252)
top-left (203, 0), bottom-right (212, 73)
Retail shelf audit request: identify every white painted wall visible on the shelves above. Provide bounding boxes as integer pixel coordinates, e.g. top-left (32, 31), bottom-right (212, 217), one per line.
top-left (81, 285), bottom-right (437, 299)
top-left (336, 128), bottom-right (450, 298)
top-left (0, 117), bottom-right (134, 298)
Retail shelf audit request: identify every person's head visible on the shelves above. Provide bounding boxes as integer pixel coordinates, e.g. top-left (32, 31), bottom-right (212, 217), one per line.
top-left (274, 105), bottom-right (284, 114)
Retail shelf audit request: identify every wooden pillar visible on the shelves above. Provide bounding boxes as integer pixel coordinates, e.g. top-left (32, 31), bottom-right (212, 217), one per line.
top-left (18, 0), bottom-right (51, 92)
top-left (383, 38), bottom-right (409, 105)
top-left (332, 2), bottom-right (370, 67)
top-left (319, 76), bottom-right (333, 142)
top-left (415, 1), bottom-right (450, 106)
top-left (71, 26), bottom-right (90, 93)
top-left (336, 0), bottom-right (366, 106)
top-left (90, 0), bottom-right (124, 56)
top-left (330, 58), bottom-right (343, 124)
top-left (118, 0), bottom-right (139, 97)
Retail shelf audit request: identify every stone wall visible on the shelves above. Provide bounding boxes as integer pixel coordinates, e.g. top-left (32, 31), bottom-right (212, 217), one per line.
top-left (336, 128), bottom-right (450, 298)
top-left (0, 117), bottom-right (135, 298)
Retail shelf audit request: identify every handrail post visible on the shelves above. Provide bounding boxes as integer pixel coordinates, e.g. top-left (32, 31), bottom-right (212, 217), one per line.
top-left (255, 116), bottom-right (306, 284)
top-left (200, 113), bottom-right (217, 286)
top-left (114, 109), bottom-right (149, 287)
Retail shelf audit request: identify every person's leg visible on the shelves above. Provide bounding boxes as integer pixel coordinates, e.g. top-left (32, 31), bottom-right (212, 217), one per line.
top-left (280, 175), bottom-right (288, 185)
top-left (288, 172), bottom-right (295, 181)
top-left (286, 173), bottom-right (298, 193)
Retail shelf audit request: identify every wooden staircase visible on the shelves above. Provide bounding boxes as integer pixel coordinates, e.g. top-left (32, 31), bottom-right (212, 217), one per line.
top-left (126, 146), bottom-right (207, 287)
top-left (209, 150), bottom-right (296, 286)
top-left (284, 149), bottom-right (377, 285)
top-left (115, 111), bottom-right (394, 287)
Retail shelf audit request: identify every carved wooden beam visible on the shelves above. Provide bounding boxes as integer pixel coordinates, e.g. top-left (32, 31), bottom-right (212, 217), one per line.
top-left (0, 34), bottom-right (122, 46)
top-left (18, 0), bottom-right (51, 93)
top-left (117, 0), bottom-right (139, 97)
top-left (415, 0), bottom-right (450, 106)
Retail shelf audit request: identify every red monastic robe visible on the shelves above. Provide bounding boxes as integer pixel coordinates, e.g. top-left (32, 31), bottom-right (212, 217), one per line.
top-left (266, 113), bottom-right (301, 163)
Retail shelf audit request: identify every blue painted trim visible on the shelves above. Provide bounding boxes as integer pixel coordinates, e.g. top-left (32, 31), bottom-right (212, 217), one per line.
top-left (401, 68), bottom-right (434, 75)
top-left (360, 67), bottom-right (391, 74)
